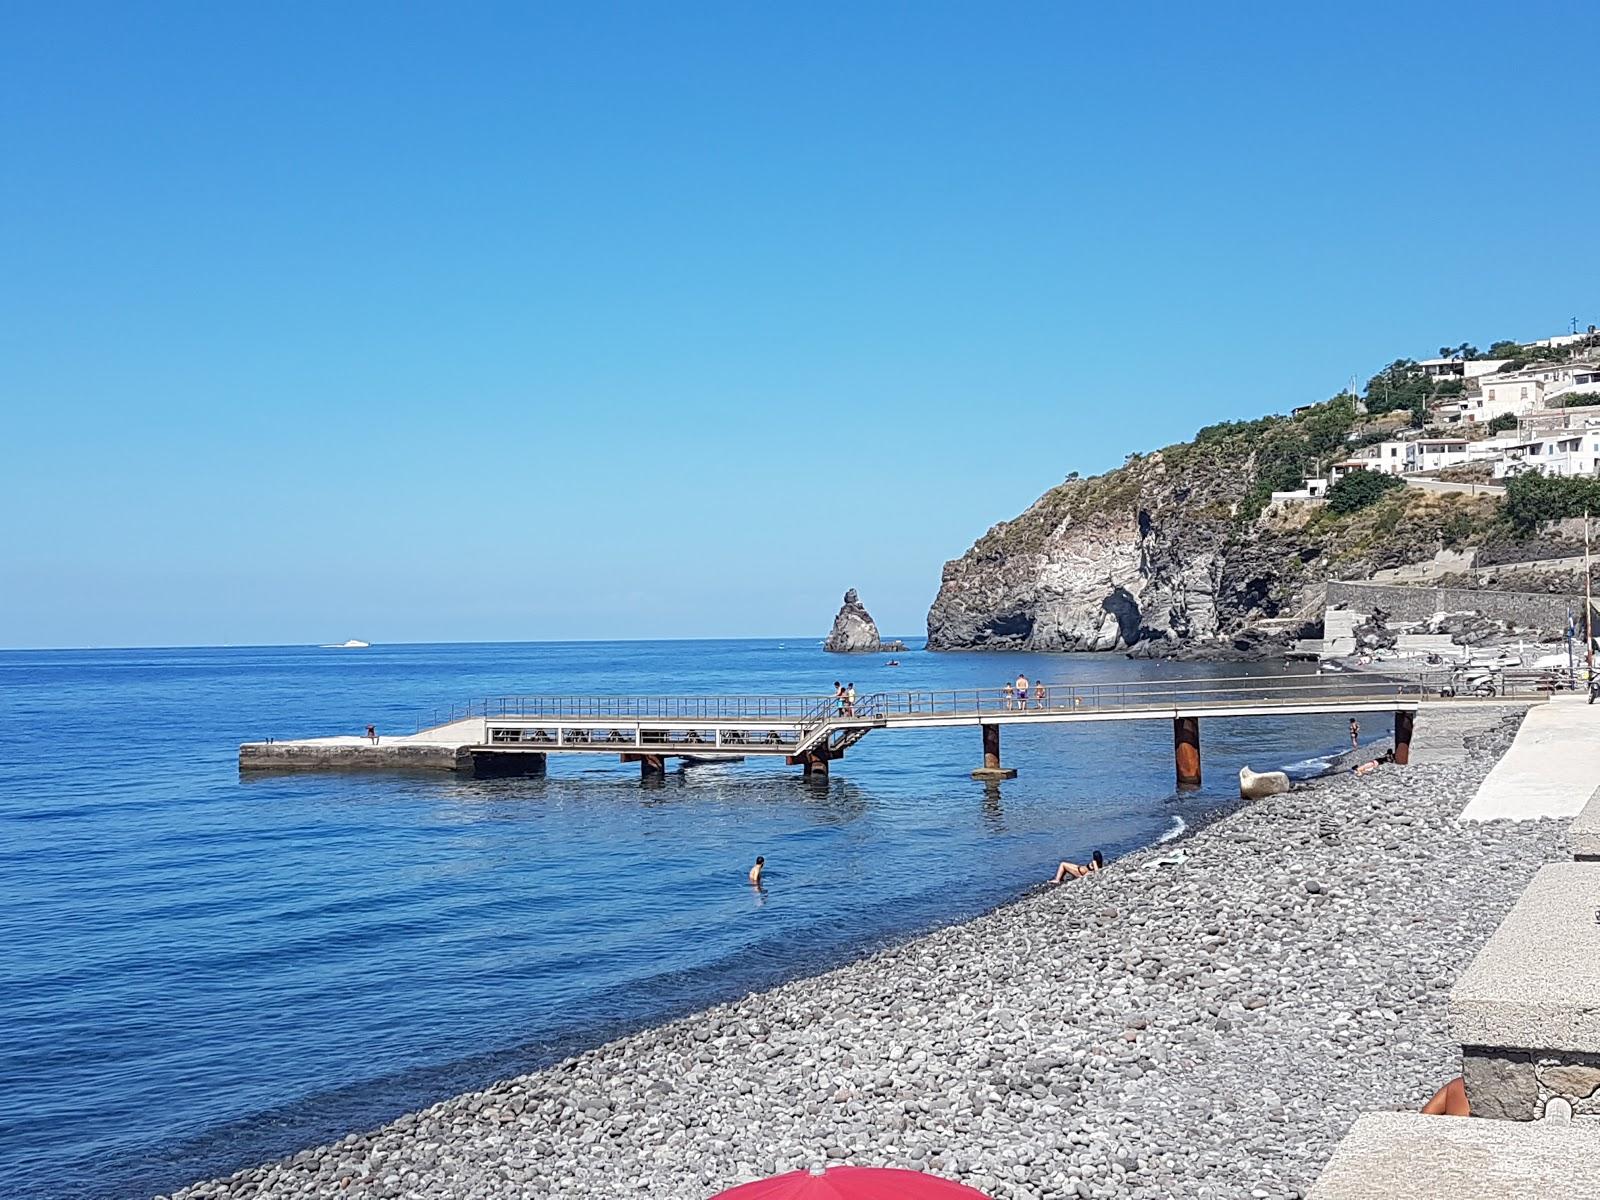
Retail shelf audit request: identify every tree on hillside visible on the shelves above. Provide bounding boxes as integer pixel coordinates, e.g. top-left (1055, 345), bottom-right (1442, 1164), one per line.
top-left (1363, 360), bottom-right (1432, 416)
top-left (1325, 469), bottom-right (1404, 515)
top-left (1302, 394), bottom-right (1360, 456)
top-left (1437, 343), bottom-right (1479, 360)
top-left (1503, 471), bottom-right (1600, 533)
top-left (1487, 340), bottom-right (1523, 359)
top-left (1487, 413), bottom-right (1520, 434)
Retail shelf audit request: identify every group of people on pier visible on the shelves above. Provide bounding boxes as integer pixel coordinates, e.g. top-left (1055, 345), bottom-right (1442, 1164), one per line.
top-left (1002, 672), bottom-right (1048, 710)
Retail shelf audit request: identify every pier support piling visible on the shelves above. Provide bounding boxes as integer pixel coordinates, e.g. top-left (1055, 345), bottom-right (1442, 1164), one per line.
top-left (1174, 716), bottom-right (1202, 788)
top-left (971, 723), bottom-right (1018, 781)
top-left (621, 753), bottom-right (668, 780)
top-left (1394, 710), bottom-right (1414, 766)
top-left (788, 748), bottom-right (837, 780)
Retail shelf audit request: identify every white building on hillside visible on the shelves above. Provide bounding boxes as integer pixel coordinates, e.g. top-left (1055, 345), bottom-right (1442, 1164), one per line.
top-left (1269, 478), bottom-right (1330, 506)
top-left (1329, 459), bottom-right (1373, 483)
top-left (1415, 357), bottom-right (1512, 379)
top-left (1480, 362), bottom-right (1600, 411)
top-left (1349, 439), bottom-right (1413, 475)
top-left (1531, 329), bottom-right (1597, 350)
top-left (1409, 437), bottom-right (1473, 473)
top-left (1492, 430), bottom-right (1600, 479)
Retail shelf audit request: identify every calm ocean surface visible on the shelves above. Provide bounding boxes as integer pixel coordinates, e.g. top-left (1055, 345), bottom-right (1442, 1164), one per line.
top-left (0, 639), bottom-right (1357, 1199)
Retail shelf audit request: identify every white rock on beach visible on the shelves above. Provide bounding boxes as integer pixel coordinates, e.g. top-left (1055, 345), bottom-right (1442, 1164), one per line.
top-left (1239, 765), bottom-right (1292, 799)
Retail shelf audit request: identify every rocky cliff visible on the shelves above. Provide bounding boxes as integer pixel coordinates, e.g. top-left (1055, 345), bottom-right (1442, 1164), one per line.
top-left (824, 589), bottom-right (887, 653)
top-left (926, 428), bottom-right (1502, 657)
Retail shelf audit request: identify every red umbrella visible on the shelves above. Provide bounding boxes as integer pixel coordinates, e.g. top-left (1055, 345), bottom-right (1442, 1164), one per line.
top-left (711, 1166), bottom-right (994, 1200)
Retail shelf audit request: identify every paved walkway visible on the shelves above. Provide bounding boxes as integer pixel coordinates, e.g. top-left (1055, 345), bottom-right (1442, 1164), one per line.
top-left (1460, 694), bottom-right (1600, 820)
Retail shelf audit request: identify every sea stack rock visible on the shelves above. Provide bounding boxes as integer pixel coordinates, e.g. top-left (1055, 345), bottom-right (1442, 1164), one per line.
top-left (824, 589), bottom-right (885, 653)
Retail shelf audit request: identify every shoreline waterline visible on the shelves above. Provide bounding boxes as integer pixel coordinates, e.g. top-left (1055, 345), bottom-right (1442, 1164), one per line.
top-left (156, 705), bottom-right (1556, 1200)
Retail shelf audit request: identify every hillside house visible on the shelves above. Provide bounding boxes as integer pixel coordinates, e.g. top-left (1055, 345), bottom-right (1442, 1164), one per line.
top-left (1329, 459), bottom-right (1374, 483)
top-left (1409, 437), bottom-right (1472, 473)
top-left (1481, 362), bottom-right (1600, 410)
top-left (1350, 440), bottom-right (1413, 475)
top-left (1268, 478), bottom-right (1330, 506)
top-left (1492, 431), bottom-right (1600, 479)
top-left (1414, 357), bottom-right (1512, 379)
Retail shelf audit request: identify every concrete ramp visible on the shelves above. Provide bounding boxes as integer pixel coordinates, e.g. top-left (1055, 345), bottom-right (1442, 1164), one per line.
top-left (1460, 696), bottom-right (1600, 821)
top-left (1320, 608), bottom-right (1364, 658)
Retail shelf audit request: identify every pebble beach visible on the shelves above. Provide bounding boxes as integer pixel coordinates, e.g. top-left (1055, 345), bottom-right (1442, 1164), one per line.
top-left (161, 705), bottom-right (1563, 1200)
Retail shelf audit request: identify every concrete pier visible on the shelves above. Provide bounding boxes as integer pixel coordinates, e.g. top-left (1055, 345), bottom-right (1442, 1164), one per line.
top-left (240, 678), bottom-right (1541, 785)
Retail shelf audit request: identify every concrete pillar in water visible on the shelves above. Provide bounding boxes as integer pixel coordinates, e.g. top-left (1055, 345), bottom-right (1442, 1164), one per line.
top-left (1174, 716), bottom-right (1202, 788)
top-left (621, 753), bottom-right (667, 780)
top-left (788, 748), bottom-right (835, 780)
top-left (1394, 710), bottom-right (1415, 765)
top-left (971, 723), bottom-right (1018, 781)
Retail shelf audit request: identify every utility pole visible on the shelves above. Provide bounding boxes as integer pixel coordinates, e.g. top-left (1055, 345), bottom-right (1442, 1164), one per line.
top-left (1588, 511), bottom-right (1595, 685)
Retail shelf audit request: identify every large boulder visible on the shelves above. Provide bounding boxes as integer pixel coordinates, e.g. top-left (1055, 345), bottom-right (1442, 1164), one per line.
top-left (1239, 766), bottom-right (1291, 799)
top-left (824, 589), bottom-right (885, 653)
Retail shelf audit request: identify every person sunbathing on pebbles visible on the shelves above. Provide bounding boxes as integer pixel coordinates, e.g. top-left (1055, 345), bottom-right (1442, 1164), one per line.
top-left (1050, 849), bottom-right (1103, 884)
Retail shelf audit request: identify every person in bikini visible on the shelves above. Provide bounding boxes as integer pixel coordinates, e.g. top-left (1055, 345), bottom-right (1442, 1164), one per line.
top-left (1051, 850), bottom-right (1103, 884)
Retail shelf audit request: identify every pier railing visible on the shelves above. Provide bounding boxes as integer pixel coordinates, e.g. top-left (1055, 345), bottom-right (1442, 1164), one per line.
top-left (416, 669), bottom-right (1555, 734)
top-left (417, 693), bottom-right (837, 732)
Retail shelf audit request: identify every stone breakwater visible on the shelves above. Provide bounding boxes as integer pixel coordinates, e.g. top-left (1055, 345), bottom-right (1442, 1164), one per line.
top-left (162, 709), bottom-right (1563, 1200)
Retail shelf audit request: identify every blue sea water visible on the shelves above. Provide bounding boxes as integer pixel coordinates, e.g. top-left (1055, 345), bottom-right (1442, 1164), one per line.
top-left (0, 639), bottom-right (1358, 1199)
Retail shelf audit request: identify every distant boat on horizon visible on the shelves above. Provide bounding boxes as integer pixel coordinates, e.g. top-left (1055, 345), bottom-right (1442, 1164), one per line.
top-left (321, 639), bottom-right (371, 649)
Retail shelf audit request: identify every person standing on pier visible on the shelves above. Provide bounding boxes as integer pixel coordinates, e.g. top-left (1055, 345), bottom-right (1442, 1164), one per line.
top-left (844, 683), bottom-right (857, 716)
top-left (1015, 673), bottom-right (1029, 711)
top-left (833, 682), bottom-right (845, 716)
top-left (1001, 680), bottom-right (1015, 710)
top-left (1034, 679), bottom-right (1047, 709)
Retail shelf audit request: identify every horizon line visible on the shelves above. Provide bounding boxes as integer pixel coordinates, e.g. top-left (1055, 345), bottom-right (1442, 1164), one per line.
top-left (0, 634), bottom-right (930, 654)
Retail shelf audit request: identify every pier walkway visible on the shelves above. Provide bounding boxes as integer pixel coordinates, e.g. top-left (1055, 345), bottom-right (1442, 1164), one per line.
top-left (240, 673), bottom-right (1549, 784)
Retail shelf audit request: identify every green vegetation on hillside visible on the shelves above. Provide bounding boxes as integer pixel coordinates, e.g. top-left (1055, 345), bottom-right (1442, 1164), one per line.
top-left (1325, 470), bottom-right (1403, 514)
top-left (1503, 472), bottom-right (1600, 533)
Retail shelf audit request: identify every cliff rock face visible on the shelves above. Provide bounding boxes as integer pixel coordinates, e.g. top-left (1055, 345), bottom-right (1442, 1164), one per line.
top-left (824, 589), bottom-right (885, 653)
top-left (926, 449), bottom-right (1285, 654)
top-left (926, 400), bottom-right (1513, 657)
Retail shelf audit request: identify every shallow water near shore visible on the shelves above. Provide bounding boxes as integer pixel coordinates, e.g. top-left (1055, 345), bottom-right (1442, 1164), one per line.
top-left (0, 639), bottom-right (1360, 1199)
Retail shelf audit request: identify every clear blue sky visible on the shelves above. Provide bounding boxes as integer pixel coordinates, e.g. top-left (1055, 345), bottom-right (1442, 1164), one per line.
top-left (3, 2), bottom-right (1596, 649)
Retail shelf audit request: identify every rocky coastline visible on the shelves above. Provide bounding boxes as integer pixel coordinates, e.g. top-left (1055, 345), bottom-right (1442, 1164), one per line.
top-left (161, 707), bottom-right (1560, 1200)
